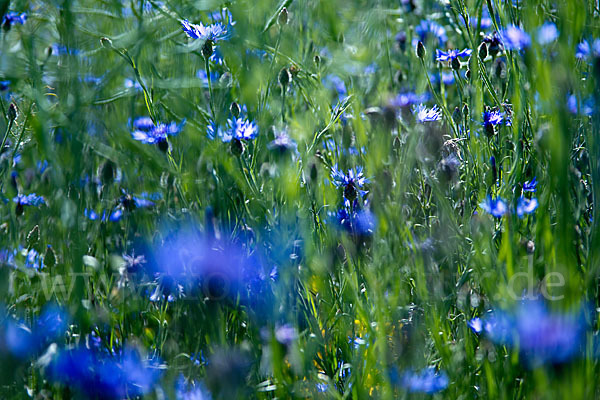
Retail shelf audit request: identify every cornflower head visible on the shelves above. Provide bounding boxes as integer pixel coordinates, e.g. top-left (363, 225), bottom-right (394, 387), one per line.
top-left (181, 19), bottom-right (231, 42)
top-left (330, 165), bottom-right (369, 201)
top-left (13, 193), bottom-right (46, 215)
top-left (516, 196), bottom-right (538, 218)
top-left (435, 48), bottom-right (472, 62)
top-left (336, 199), bottom-right (376, 236)
top-left (413, 104), bottom-right (441, 123)
top-left (413, 20), bottom-right (447, 49)
top-left (401, 368), bottom-right (449, 394)
top-left (2, 12), bottom-right (27, 28)
top-left (537, 22), bottom-right (558, 45)
top-left (499, 25), bottom-right (531, 51)
top-left (479, 195), bottom-right (508, 218)
top-left (469, 300), bottom-right (587, 367)
top-left (131, 117), bottom-right (185, 151)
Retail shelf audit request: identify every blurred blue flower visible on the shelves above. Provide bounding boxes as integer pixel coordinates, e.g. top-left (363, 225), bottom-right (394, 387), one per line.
top-left (479, 195), bottom-right (508, 217)
top-left (2, 12), bottom-right (27, 27)
top-left (470, 10), bottom-right (492, 30)
top-left (537, 22), bottom-right (558, 45)
top-left (401, 368), bottom-right (449, 394)
top-left (567, 94), bottom-right (594, 116)
top-left (197, 69), bottom-right (219, 87)
top-left (523, 178), bottom-right (537, 192)
top-left (516, 196), bottom-right (538, 217)
top-left (323, 75), bottom-right (347, 101)
top-left (335, 199), bottom-right (376, 236)
top-left (390, 92), bottom-right (429, 108)
top-left (124, 78), bottom-right (142, 91)
top-left (47, 346), bottom-right (162, 399)
top-left (267, 128), bottom-right (298, 155)
top-left (435, 48), bottom-right (472, 62)
top-left (176, 375), bottom-right (212, 400)
top-left (500, 25), bottom-right (531, 50)
top-left (413, 104), bottom-right (441, 122)
top-left (0, 80), bottom-right (10, 91)
top-left (576, 40), bottom-right (591, 59)
top-left (13, 193), bottom-right (46, 207)
top-left (470, 300), bottom-right (586, 366)
top-left (413, 20), bottom-right (447, 49)
top-left (131, 117), bottom-right (184, 145)
top-left (181, 19), bottom-right (231, 42)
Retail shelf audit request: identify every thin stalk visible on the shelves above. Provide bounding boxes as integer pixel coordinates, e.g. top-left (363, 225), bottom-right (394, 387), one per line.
top-left (205, 56), bottom-right (216, 119)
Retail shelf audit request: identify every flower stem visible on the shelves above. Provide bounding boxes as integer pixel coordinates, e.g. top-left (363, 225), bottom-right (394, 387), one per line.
top-left (205, 56), bottom-right (215, 119)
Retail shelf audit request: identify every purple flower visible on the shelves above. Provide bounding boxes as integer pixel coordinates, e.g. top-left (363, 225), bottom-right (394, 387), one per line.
top-left (575, 40), bottom-right (591, 59)
top-left (482, 109), bottom-right (509, 130)
top-left (500, 25), bottom-right (531, 51)
top-left (181, 19), bottom-right (231, 42)
top-left (516, 196), bottom-right (538, 217)
top-left (479, 195), bottom-right (508, 217)
top-left (537, 22), bottom-right (558, 45)
top-left (435, 48), bottom-right (472, 62)
top-left (401, 368), bottom-right (449, 394)
top-left (413, 104), bottom-right (441, 123)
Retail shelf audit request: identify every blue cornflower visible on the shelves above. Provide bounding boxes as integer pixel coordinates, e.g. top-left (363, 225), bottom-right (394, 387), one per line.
top-left (567, 94), bottom-right (594, 116)
top-left (429, 71), bottom-right (458, 86)
top-left (84, 208), bottom-right (123, 222)
top-left (323, 75), bottom-right (347, 101)
top-left (131, 117), bottom-right (184, 147)
top-left (413, 20), bottom-right (447, 48)
top-left (390, 92), bottom-right (429, 108)
top-left (479, 195), bottom-right (508, 217)
top-left (210, 8), bottom-right (236, 26)
top-left (331, 165), bottom-right (369, 200)
top-left (470, 9), bottom-right (492, 30)
top-left (413, 104), bottom-right (441, 123)
top-left (124, 78), bottom-right (142, 91)
top-left (401, 368), bottom-right (449, 394)
top-left (537, 22), bottom-right (558, 45)
top-left (47, 346), bottom-right (162, 398)
top-left (181, 19), bottom-right (231, 42)
top-left (13, 193), bottom-right (46, 207)
top-left (482, 109), bottom-right (509, 133)
top-left (469, 300), bottom-right (586, 367)
top-left (2, 12), bottom-right (27, 27)
top-left (516, 196), bottom-right (538, 217)
top-left (267, 128), bottom-right (298, 155)
top-left (207, 120), bottom-right (226, 141)
top-left (499, 25), bottom-right (531, 51)
top-left (435, 48), bottom-right (472, 62)
top-left (225, 117), bottom-right (259, 142)
top-left (576, 40), bottom-right (591, 59)
top-left (176, 375), bottom-right (212, 400)
top-left (523, 177), bottom-right (537, 192)
top-left (0, 80), bottom-right (10, 91)
top-left (336, 200), bottom-right (376, 236)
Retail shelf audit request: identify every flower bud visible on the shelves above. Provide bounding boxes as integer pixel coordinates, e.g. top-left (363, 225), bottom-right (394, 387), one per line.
top-left (478, 42), bottom-right (488, 60)
top-left (202, 39), bottom-right (214, 59)
top-left (44, 245), bottom-right (56, 269)
top-left (27, 225), bottom-right (40, 248)
top-left (230, 138), bottom-right (244, 156)
top-left (278, 67), bottom-right (291, 87)
top-left (416, 41), bottom-right (426, 59)
top-left (100, 37), bottom-right (113, 49)
top-left (8, 103), bottom-right (17, 121)
top-left (462, 103), bottom-right (469, 119)
top-left (314, 55), bottom-right (321, 68)
top-left (277, 7), bottom-right (288, 26)
top-left (451, 57), bottom-right (460, 71)
top-left (230, 102), bottom-right (241, 118)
